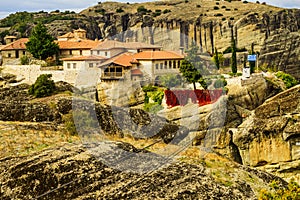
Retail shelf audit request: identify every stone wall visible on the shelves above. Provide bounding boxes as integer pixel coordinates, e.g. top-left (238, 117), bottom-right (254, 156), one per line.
top-left (2, 65), bottom-right (76, 84)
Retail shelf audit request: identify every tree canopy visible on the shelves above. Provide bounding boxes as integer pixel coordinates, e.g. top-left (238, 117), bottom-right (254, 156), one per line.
top-left (26, 23), bottom-right (59, 60)
top-left (179, 42), bottom-right (205, 90)
top-left (28, 74), bottom-right (56, 98)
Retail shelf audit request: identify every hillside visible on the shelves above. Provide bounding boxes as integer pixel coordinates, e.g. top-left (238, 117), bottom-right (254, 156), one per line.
top-left (0, 0), bottom-right (299, 79)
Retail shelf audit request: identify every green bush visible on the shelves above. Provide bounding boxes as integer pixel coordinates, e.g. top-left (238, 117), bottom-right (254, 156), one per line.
top-left (20, 55), bottom-right (30, 65)
top-left (214, 77), bottom-right (227, 89)
top-left (275, 71), bottom-right (298, 89)
top-left (116, 8), bottom-right (124, 13)
top-left (144, 103), bottom-right (163, 113)
top-left (28, 74), bottom-right (55, 98)
top-left (213, 6), bottom-right (220, 10)
top-left (259, 179), bottom-right (300, 200)
top-left (163, 9), bottom-right (171, 14)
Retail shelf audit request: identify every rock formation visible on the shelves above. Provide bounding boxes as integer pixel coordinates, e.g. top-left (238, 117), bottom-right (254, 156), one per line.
top-left (0, 143), bottom-right (287, 199)
top-left (233, 85), bottom-right (300, 182)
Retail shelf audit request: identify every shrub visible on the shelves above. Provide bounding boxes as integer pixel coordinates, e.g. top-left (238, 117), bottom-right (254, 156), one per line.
top-left (243, 1), bottom-right (248, 3)
top-left (196, 5), bottom-right (201, 8)
top-left (222, 17), bottom-right (226, 21)
top-left (137, 6), bottom-right (148, 13)
top-left (116, 8), bottom-right (124, 13)
top-left (95, 8), bottom-right (106, 14)
top-left (28, 74), bottom-right (56, 98)
top-left (259, 179), bottom-right (300, 200)
top-left (226, 8), bottom-right (231, 11)
top-left (214, 78), bottom-right (227, 89)
top-left (214, 13), bottom-right (224, 17)
top-left (221, 6), bottom-right (227, 9)
top-left (256, 1), bottom-right (260, 3)
top-left (213, 6), bottom-right (220, 10)
top-left (216, 2), bottom-right (220, 5)
top-left (163, 9), bottom-right (171, 14)
top-left (275, 71), bottom-right (298, 89)
top-left (20, 55), bottom-right (30, 65)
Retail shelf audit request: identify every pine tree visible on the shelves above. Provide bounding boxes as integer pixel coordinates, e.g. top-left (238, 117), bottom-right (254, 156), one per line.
top-left (26, 23), bottom-right (59, 60)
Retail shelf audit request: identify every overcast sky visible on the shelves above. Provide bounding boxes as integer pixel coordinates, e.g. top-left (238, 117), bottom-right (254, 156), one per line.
top-left (0, 0), bottom-right (299, 20)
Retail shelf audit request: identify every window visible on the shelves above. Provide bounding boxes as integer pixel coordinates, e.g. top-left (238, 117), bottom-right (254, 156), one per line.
top-left (155, 63), bottom-right (159, 70)
top-left (69, 50), bottom-right (72, 55)
top-left (89, 63), bottom-right (93, 68)
top-left (67, 63), bottom-right (71, 69)
top-left (164, 61), bottom-right (167, 69)
top-left (8, 53), bottom-right (11, 58)
top-left (173, 60), bottom-right (176, 69)
top-left (23, 51), bottom-right (26, 55)
top-left (80, 50), bottom-right (82, 55)
top-left (169, 61), bottom-right (172, 69)
top-left (73, 63), bottom-right (77, 69)
top-left (160, 63), bottom-right (163, 69)
top-left (178, 60), bottom-right (181, 68)
top-left (105, 52), bottom-right (108, 56)
top-left (97, 50), bottom-right (100, 55)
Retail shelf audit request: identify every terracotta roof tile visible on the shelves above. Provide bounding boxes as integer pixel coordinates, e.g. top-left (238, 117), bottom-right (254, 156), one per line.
top-left (133, 51), bottom-right (184, 60)
top-left (0, 38), bottom-right (28, 50)
top-left (131, 68), bottom-right (143, 76)
top-left (99, 53), bottom-right (136, 67)
top-left (57, 39), bottom-right (100, 49)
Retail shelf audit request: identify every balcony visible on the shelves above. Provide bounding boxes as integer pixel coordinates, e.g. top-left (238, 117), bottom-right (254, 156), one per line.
top-left (101, 72), bottom-right (123, 79)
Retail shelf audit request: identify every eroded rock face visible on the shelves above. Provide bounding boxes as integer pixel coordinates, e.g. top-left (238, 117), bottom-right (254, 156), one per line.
top-left (233, 85), bottom-right (300, 181)
top-left (0, 143), bottom-right (286, 199)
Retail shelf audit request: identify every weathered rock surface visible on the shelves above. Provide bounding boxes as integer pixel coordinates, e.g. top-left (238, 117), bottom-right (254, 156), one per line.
top-left (0, 143), bottom-right (287, 199)
top-left (233, 85), bottom-right (300, 182)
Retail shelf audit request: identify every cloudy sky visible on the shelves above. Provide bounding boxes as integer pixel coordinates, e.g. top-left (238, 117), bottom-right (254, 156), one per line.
top-left (0, 0), bottom-right (299, 20)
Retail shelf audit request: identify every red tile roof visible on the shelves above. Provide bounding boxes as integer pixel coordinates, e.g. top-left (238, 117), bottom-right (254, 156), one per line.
top-left (61, 55), bottom-right (106, 61)
top-left (131, 68), bottom-right (143, 76)
top-left (0, 38), bottom-right (28, 50)
top-left (57, 39), bottom-right (100, 50)
top-left (133, 51), bottom-right (184, 60)
top-left (99, 53), bottom-right (137, 67)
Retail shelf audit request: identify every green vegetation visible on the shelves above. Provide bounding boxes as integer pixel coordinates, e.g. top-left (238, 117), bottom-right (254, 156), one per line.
top-left (26, 23), bottom-right (59, 60)
top-left (159, 74), bottom-right (182, 89)
top-left (137, 6), bottom-right (151, 14)
top-left (231, 29), bottom-right (237, 74)
top-left (163, 9), bottom-right (171, 14)
top-left (28, 74), bottom-right (56, 98)
top-left (152, 9), bottom-right (162, 17)
top-left (214, 76), bottom-right (227, 89)
top-left (275, 71), bottom-right (298, 89)
top-left (95, 8), bottom-right (106, 15)
top-left (116, 8), bottom-right (124, 13)
top-left (20, 55), bottom-right (30, 65)
top-left (259, 179), bottom-right (300, 200)
top-left (213, 48), bottom-right (225, 69)
top-left (223, 46), bottom-right (247, 54)
top-left (180, 42), bottom-right (207, 90)
top-left (142, 85), bottom-right (164, 113)
top-left (0, 12), bottom-right (33, 27)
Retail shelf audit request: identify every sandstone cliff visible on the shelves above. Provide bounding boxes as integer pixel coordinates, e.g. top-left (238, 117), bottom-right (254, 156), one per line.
top-left (233, 85), bottom-right (300, 182)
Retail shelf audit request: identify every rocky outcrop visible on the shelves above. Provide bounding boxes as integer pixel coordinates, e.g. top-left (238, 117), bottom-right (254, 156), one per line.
top-left (259, 31), bottom-right (300, 80)
top-left (0, 143), bottom-right (287, 199)
top-left (233, 85), bottom-right (300, 182)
